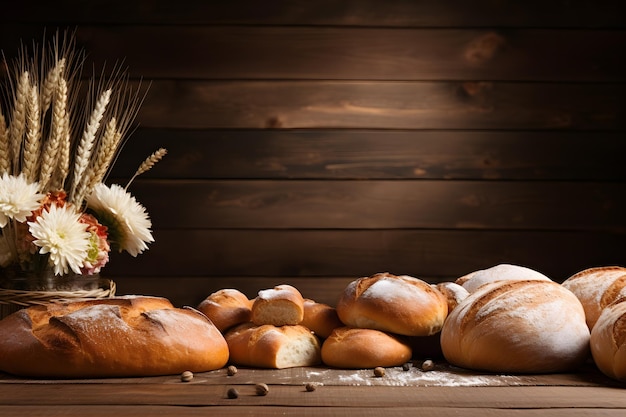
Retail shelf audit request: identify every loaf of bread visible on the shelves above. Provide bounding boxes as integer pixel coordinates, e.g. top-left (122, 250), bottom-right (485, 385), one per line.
top-left (433, 282), bottom-right (469, 312)
top-left (321, 327), bottom-right (412, 368)
top-left (336, 272), bottom-right (448, 336)
top-left (301, 299), bottom-right (343, 339)
top-left (562, 266), bottom-right (626, 329)
top-left (441, 280), bottom-right (590, 373)
top-left (0, 296), bottom-right (229, 378)
top-left (590, 297), bottom-right (626, 381)
top-left (251, 284), bottom-right (304, 326)
top-left (198, 288), bottom-right (252, 332)
top-left (455, 263), bottom-right (551, 293)
top-left (224, 322), bottom-right (321, 368)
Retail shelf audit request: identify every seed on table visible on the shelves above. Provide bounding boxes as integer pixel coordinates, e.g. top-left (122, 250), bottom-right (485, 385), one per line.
top-left (227, 387), bottom-right (239, 399)
top-left (421, 359), bottom-right (435, 371)
top-left (180, 370), bottom-right (193, 382)
top-left (305, 382), bottom-right (319, 392)
top-left (373, 367), bottom-right (385, 377)
top-left (227, 365), bottom-right (238, 376)
top-left (255, 383), bottom-right (269, 396)
top-left (402, 362), bottom-right (411, 371)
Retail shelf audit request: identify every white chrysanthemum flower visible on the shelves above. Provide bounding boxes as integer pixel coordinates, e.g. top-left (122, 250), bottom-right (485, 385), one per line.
top-left (28, 204), bottom-right (91, 275)
top-left (0, 173), bottom-right (45, 227)
top-left (86, 183), bottom-right (153, 257)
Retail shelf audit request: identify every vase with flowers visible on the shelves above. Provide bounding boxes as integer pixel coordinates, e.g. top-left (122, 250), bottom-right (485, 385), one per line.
top-left (0, 31), bottom-right (165, 318)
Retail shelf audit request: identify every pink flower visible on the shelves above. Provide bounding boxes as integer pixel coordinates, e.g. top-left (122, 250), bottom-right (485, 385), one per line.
top-left (79, 213), bottom-right (110, 275)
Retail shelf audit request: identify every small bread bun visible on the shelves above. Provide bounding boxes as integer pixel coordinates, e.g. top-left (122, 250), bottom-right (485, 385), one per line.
top-left (433, 282), bottom-right (469, 312)
top-left (0, 296), bottom-right (229, 378)
top-left (301, 299), bottom-right (343, 339)
top-left (197, 288), bottom-right (252, 332)
top-left (251, 284), bottom-right (305, 326)
top-left (590, 297), bottom-right (626, 381)
top-left (336, 272), bottom-right (448, 336)
top-left (562, 266), bottom-right (626, 330)
top-left (441, 280), bottom-right (590, 373)
top-left (224, 322), bottom-right (321, 369)
top-left (321, 327), bottom-right (412, 368)
top-left (455, 264), bottom-right (551, 293)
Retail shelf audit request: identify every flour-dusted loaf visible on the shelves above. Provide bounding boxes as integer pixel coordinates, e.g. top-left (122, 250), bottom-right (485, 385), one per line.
top-left (433, 282), bottom-right (469, 312)
top-left (251, 284), bottom-right (305, 326)
top-left (301, 299), bottom-right (343, 339)
top-left (455, 263), bottom-right (551, 293)
top-left (590, 297), bottom-right (626, 381)
top-left (441, 280), bottom-right (590, 373)
top-left (321, 327), bottom-right (412, 368)
top-left (336, 272), bottom-right (448, 336)
top-left (198, 288), bottom-right (252, 332)
top-left (562, 266), bottom-right (626, 330)
top-left (0, 296), bottom-right (229, 378)
top-left (224, 322), bottom-right (321, 369)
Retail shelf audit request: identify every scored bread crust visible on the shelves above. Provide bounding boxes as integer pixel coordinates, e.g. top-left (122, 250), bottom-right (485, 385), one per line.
top-left (336, 272), bottom-right (448, 336)
top-left (590, 297), bottom-right (626, 381)
top-left (198, 288), bottom-right (253, 332)
top-left (321, 327), bottom-right (412, 368)
top-left (0, 296), bottom-right (229, 378)
top-left (251, 284), bottom-right (305, 326)
top-left (441, 280), bottom-right (590, 373)
top-left (562, 266), bottom-right (626, 330)
top-left (224, 322), bottom-right (321, 369)
top-left (455, 263), bottom-right (551, 293)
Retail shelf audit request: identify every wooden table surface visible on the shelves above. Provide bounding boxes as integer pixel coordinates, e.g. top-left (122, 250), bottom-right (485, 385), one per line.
top-left (1, 362), bottom-right (624, 416)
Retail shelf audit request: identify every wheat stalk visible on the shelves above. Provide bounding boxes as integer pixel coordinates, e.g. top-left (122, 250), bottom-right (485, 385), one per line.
top-left (39, 77), bottom-right (68, 190)
top-left (126, 148), bottom-right (167, 190)
top-left (8, 71), bottom-right (30, 174)
top-left (0, 112), bottom-right (10, 175)
top-left (51, 100), bottom-right (72, 191)
top-left (69, 88), bottom-right (111, 202)
top-left (39, 58), bottom-right (66, 115)
top-left (83, 117), bottom-right (120, 191)
top-left (22, 84), bottom-right (42, 182)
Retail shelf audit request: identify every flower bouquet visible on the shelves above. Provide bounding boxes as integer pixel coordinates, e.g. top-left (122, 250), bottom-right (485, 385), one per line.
top-left (0, 32), bottom-right (165, 316)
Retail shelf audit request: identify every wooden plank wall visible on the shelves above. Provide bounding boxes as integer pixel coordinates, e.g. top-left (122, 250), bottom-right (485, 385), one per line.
top-left (1, 0), bottom-right (625, 307)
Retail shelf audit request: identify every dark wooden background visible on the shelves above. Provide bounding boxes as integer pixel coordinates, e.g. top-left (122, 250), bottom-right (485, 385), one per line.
top-left (1, 0), bottom-right (625, 307)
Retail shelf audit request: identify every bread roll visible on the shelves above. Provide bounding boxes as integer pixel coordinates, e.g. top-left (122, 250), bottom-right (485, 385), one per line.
top-left (251, 284), bottom-right (304, 326)
top-left (321, 327), bottom-right (412, 368)
top-left (441, 280), bottom-right (590, 373)
top-left (0, 296), bottom-right (229, 378)
top-left (336, 272), bottom-right (447, 336)
top-left (433, 282), bottom-right (469, 312)
top-left (456, 263), bottom-right (551, 293)
top-left (198, 288), bottom-right (252, 332)
top-left (562, 266), bottom-right (626, 330)
top-left (590, 297), bottom-right (626, 381)
top-left (225, 322), bottom-right (321, 369)
top-left (301, 299), bottom-right (343, 339)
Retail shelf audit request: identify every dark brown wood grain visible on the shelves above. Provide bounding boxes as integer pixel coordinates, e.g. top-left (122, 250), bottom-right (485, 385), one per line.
top-left (3, 26), bottom-right (624, 81)
top-left (1, 0), bottom-right (623, 27)
top-left (113, 129), bottom-right (626, 181)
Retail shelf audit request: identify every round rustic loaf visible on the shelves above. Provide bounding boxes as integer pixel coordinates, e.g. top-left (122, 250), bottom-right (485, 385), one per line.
top-left (590, 297), bottom-right (626, 381)
top-left (321, 327), bottom-right (412, 368)
top-left (336, 272), bottom-right (448, 336)
top-left (562, 266), bottom-right (626, 330)
top-left (198, 288), bottom-right (252, 332)
top-left (224, 322), bottom-right (321, 369)
top-left (441, 280), bottom-right (590, 373)
top-left (455, 263), bottom-right (551, 293)
top-left (251, 284), bottom-right (304, 326)
top-left (0, 296), bottom-right (229, 378)
top-left (433, 282), bottom-right (469, 312)
top-left (301, 299), bottom-right (343, 339)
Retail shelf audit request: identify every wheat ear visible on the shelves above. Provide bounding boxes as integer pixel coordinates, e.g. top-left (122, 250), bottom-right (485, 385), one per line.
top-left (51, 96), bottom-right (72, 191)
top-left (22, 84), bottom-right (42, 182)
top-left (9, 71), bottom-right (30, 174)
top-left (39, 77), bottom-right (68, 190)
top-left (40, 58), bottom-right (66, 115)
top-left (83, 117), bottom-right (120, 191)
top-left (126, 148), bottom-right (167, 190)
top-left (0, 113), bottom-right (10, 175)
top-left (69, 88), bottom-right (111, 202)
